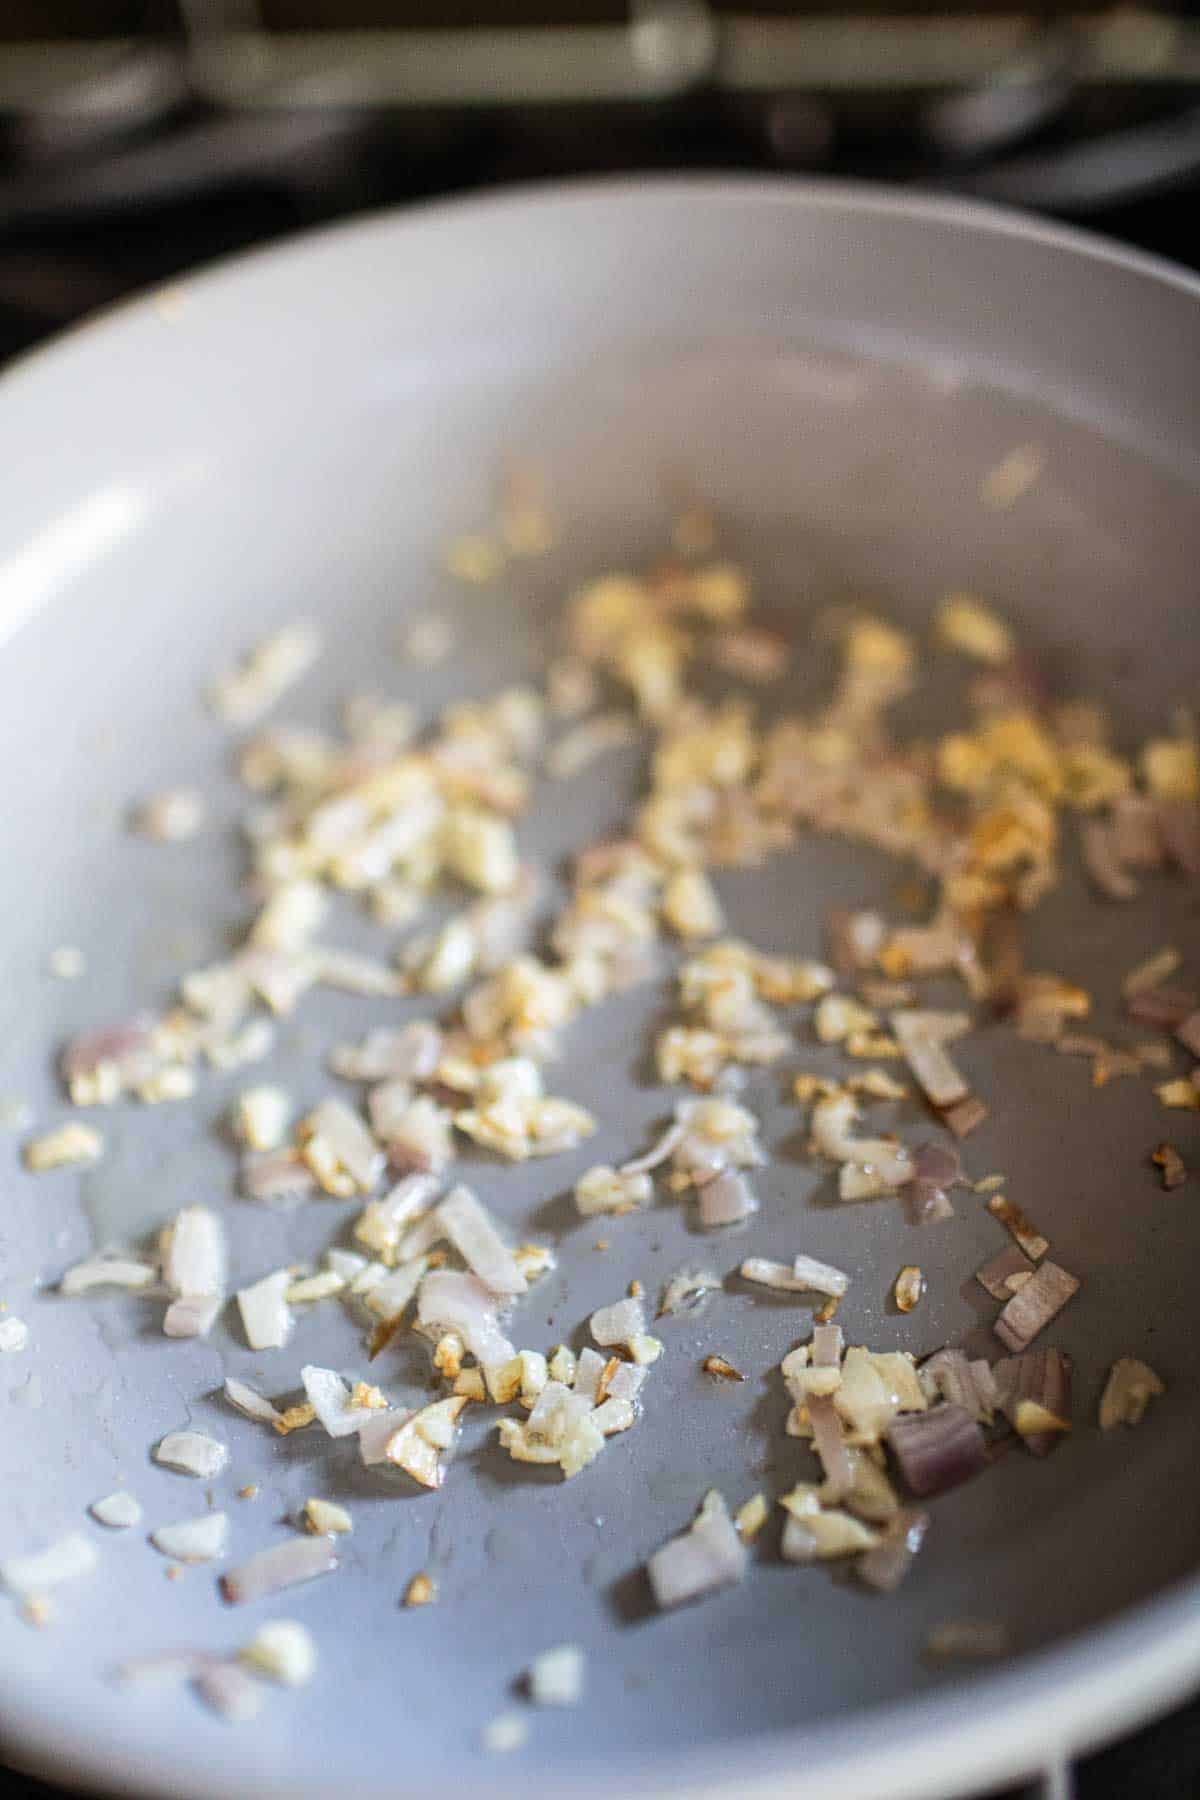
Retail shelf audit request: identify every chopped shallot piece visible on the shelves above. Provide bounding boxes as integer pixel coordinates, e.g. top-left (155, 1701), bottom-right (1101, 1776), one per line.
top-left (163, 1205), bottom-right (225, 1300)
top-left (197, 1660), bottom-right (267, 1720)
top-left (975, 1245), bottom-right (1036, 1301)
top-left (528, 1645), bottom-right (585, 1707)
top-left (233, 1086), bottom-right (291, 1153)
top-left (90, 1492), bottom-right (142, 1529)
top-left (891, 1010), bottom-right (971, 1110)
top-left (702, 1356), bottom-right (744, 1382)
top-left (740, 1256), bottom-right (848, 1298)
top-left (941, 1096), bottom-right (988, 1140)
top-left (574, 1165), bottom-right (653, 1217)
top-left (163, 1295), bottom-right (222, 1339)
top-left (1099, 1357), bottom-right (1165, 1429)
top-left (385, 1396), bottom-right (469, 1489)
top-left (302, 1097), bottom-right (383, 1194)
top-left (1176, 1013), bottom-right (1200, 1059)
top-left (301, 1366), bottom-right (377, 1439)
top-left (60, 1255), bottom-right (156, 1296)
top-left (987, 1194), bottom-right (1049, 1260)
top-left (1158, 800), bottom-right (1200, 876)
top-left (150, 1513), bottom-right (229, 1564)
top-left (154, 1431), bottom-right (228, 1479)
top-left (331, 1022), bottom-right (443, 1083)
top-left (919, 1349), bottom-right (998, 1424)
top-left (1081, 818), bottom-right (1138, 901)
top-left (808, 1393), bottom-right (854, 1500)
top-left (1, 1533), bottom-right (98, 1594)
top-left (993, 1262), bottom-right (1079, 1353)
top-left (697, 1169), bottom-right (758, 1228)
top-left (436, 1186), bottom-right (526, 1296)
top-left (240, 1149), bottom-right (318, 1206)
top-left (994, 1348), bottom-right (1072, 1454)
top-left (811, 1092), bottom-right (914, 1190)
top-left (236, 1270), bottom-right (292, 1351)
top-left (224, 1377), bottom-right (282, 1427)
top-left (1112, 794), bottom-right (1164, 867)
top-left (481, 1714), bottom-right (529, 1756)
top-left (739, 1258), bottom-right (808, 1294)
top-left (777, 1486), bottom-right (879, 1562)
top-left (1123, 947), bottom-right (1182, 997)
top-left (887, 1405), bottom-right (988, 1497)
top-left (241, 1621), bottom-right (318, 1687)
top-left (857, 1508), bottom-right (930, 1592)
top-left (1152, 1143), bottom-right (1188, 1190)
top-left (418, 1270), bottom-right (516, 1370)
top-left (647, 1491), bottom-right (747, 1610)
top-left (221, 1536), bottom-right (338, 1604)
top-left (590, 1296), bottom-right (646, 1347)
top-left (1127, 985), bottom-right (1197, 1029)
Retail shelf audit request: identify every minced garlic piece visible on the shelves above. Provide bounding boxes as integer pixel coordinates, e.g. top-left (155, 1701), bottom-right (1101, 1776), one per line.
top-left (1099, 1357), bottom-right (1165, 1429)
top-left (272, 1403), bottom-right (317, 1436)
top-left (303, 1498), bottom-right (353, 1535)
top-left (233, 1085), bottom-right (291, 1152)
top-left (1142, 737), bottom-right (1199, 802)
top-left (736, 1493), bottom-right (768, 1540)
top-left (1156, 1079), bottom-right (1200, 1112)
top-left (25, 1122), bottom-right (103, 1172)
top-left (661, 869), bottom-right (724, 940)
top-left (936, 592), bottom-right (1013, 665)
top-left (894, 1266), bottom-right (924, 1313)
top-left (404, 1572), bottom-right (436, 1608)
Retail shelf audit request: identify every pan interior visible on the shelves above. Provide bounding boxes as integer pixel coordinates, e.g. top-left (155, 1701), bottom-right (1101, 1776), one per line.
top-left (0, 189), bottom-right (1197, 1796)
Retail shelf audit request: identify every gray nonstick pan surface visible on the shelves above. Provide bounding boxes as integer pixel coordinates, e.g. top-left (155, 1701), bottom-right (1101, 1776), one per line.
top-left (0, 178), bottom-right (1198, 1800)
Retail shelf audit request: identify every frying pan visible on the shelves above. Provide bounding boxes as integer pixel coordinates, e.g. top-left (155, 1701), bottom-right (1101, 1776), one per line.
top-left (0, 178), bottom-right (1198, 1800)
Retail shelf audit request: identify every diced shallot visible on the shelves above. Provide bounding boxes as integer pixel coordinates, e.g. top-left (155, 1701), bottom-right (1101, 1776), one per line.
top-left (993, 1262), bottom-right (1079, 1353)
top-left (1, 1533), bottom-right (98, 1594)
top-left (647, 1491), bottom-right (747, 1610)
top-left (436, 1185), bottom-right (526, 1296)
top-left (417, 1270), bottom-right (516, 1370)
top-left (163, 1206), bottom-right (225, 1299)
top-left (527, 1644), bottom-right (585, 1707)
top-left (891, 1010), bottom-right (971, 1110)
top-left (150, 1512), bottom-right (230, 1564)
top-left (154, 1431), bottom-right (228, 1479)
top-left (237, 1270), bottom-right (293, 1351)
top-left (994, 1347), bottom-right (1072, 1453)
top-left (697, 1169), bottom-right (758, 1227)
top-left (857, 1508), bottom-right (930, 1592)
top-left (886, 1404), bottom-right (988, 1498)
top-left (221, 1536), bottom-right (338, 1604)
top-left (301, 1366), bottom-right (376, 1439)
top-left (223, 1377), bottom-right (282, 1427)
top-left (1081, 817), bottom-right (1138, 901)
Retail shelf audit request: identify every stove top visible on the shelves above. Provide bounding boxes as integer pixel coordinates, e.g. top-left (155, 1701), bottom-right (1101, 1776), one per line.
top-left (0, 12), bottom-right (1196, 1798)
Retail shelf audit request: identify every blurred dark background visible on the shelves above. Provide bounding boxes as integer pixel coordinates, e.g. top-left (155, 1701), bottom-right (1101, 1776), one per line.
top-left (0, 4), bottom-right (1198, 1797)
top-left (0, 0), bottom-right (1197, 363)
